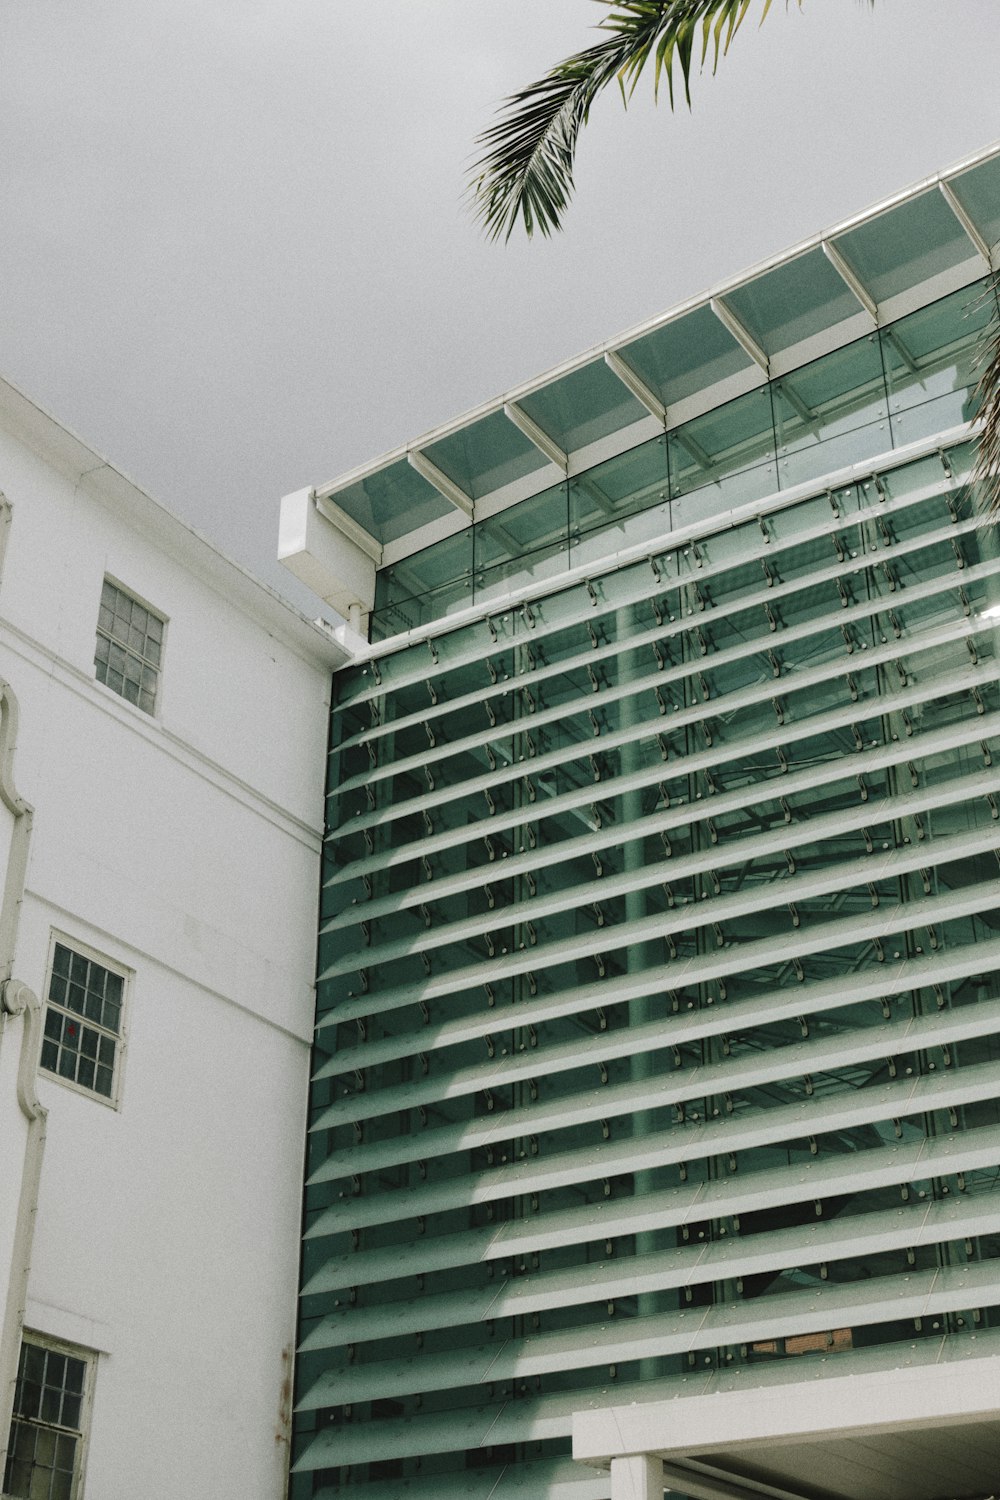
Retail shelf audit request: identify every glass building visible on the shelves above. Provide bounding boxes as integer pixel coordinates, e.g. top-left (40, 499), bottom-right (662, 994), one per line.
top-left (284, 144), bottom-right (1000, 1500)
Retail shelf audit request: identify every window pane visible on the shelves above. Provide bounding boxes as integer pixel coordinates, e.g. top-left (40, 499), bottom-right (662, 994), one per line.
top-left (669, 386), bottom-right (777, 527)
top-left (93, 579), bottom-right (164, 714)
top-left (773, 334), bottom-right (890, 488)
top-left (41, 943), bottom-right (125, 1101)
top-left (883, 279), bottom-right (993, 445)
top-left (4, 1342), bottom-right (88, 1500)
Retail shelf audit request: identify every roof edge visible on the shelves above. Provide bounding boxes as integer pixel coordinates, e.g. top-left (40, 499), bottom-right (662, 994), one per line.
top-left (0, 373), bottom-right (350, 672)
top-left (314, 137), bottom-right (1000, 505)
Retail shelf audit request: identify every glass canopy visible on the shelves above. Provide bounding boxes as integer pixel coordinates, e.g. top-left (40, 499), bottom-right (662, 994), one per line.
top-left (314, 143), bottom-right (1000, 563)
top-left (330, 458), bottom-right (453, 546)
top-left (516, 356), bottom-right (649, 452)
top-left (620, 301), bottom-right (752, 407)
top-left (833, 187), bottom-right (981, 307)
top-left (723, 245), bottom-right (863, 355)
top-left (422, 407), bottom-right (547, 501)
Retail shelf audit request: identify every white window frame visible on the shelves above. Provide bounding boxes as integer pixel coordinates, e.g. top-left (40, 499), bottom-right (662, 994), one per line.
top-left (93, 575), bottom-right (167, 717)
top-left (2, 1331), bottom-right (97, 1500)
top-left (39, 932), bottom-right (132, 1110)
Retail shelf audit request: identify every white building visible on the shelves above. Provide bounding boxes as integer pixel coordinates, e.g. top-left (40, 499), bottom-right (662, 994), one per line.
top-left (0, 376), bottom-right (351, 1500)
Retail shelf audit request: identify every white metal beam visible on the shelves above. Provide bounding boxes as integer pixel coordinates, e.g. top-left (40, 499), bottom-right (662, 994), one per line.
top-left (674, 428), bottom-right (713, 470)
top-left (604, 349), bottom-right (668, 423)
top-left (313, 492), bottom-right (383, 562)
top-left (822, 238), bottom-right (878, 322)
top-left (610, 1454), bottom-right (664, 1500)
top-left (660, 1460), bottom-right (812, 1500)
top-left (939, 177), bottom-right (995, 268)
top-left (504, 400), bottom-right (568, 472)
top-left (710, 297), bottom-right (769, 372)
top-left (407, 448), bottom-right (474, 518)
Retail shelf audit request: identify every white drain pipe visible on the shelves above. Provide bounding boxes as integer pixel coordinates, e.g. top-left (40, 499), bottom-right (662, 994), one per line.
top-left (0, 681), bottom-right (46, 1474)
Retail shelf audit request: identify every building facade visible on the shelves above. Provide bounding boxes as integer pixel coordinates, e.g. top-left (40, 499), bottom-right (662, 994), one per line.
top-left (284, 145), bottom-right (1000, 1498)
top-left (0, 377), bottom-right (350, 1499)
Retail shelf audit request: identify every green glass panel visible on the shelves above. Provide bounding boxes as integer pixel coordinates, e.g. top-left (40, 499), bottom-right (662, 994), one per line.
top-left (474, 480), bottom-right (568, 573)
top-left (833, 189), bottom-right (979, 306)
top-left (331, 458), bottom-right (452, 546)
top-left (725, 246), bottom-right (861, 356)
top-left (947, 156), bottom-right (1000, 260)
top-left (517, 359), bottom-right (648, 453)
top-left (668, 385), bottom-right (776, 524)
top-left (472, 481), bottom-right (569, 607)
top-left (568, 434), bottom-right (668, 541)
top-left (422, 409), bottom-right (547, 501)
top-left (620, 303), bottom-right (752, 407)
top-left (773, 333), bottom-right (890, 488)
top-left (372, 529), bottom-right (474, 638)
top-left (883, 278), bottom-right (993, 445)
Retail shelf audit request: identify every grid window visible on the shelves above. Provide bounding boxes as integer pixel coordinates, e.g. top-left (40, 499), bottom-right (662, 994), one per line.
top-left (3, 1336), bottom-right (93, 1500)
top-left (40, 940), bottom-right (126, 1103)
top-left (94, 578), bottom-right (164, 714)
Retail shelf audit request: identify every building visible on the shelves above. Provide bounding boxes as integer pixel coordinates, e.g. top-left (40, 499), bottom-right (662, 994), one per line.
top-left (281, 142), bottom-right (1000, 1499)
top-left (2, 141), bottom-right (999, 1500)
top-left (0, 376), bottom-right (353, 1499)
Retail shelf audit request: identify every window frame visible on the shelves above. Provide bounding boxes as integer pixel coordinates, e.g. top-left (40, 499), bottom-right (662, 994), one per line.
top-left (93, 575), bottom-right (167, 717)
top-left (39, 932), bottom-right (132, 1110)
top-left (2, 1331), bottom-right (97, 1500)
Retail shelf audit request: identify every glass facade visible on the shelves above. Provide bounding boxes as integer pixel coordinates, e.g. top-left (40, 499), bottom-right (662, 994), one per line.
top-left (293, 268), bottom-right (1000, 1498)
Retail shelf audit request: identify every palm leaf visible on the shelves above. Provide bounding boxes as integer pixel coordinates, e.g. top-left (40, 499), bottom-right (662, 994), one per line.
top-left (470, 0), bottom-right (788, 242)
top-left (471, 1), bottom-right (998, 528)
top-left (972, 271), bottom-right (1000, 519)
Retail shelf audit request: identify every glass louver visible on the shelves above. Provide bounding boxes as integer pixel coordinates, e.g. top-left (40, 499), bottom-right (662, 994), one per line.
top-left (293, 417), bottom-right (1000, 1497)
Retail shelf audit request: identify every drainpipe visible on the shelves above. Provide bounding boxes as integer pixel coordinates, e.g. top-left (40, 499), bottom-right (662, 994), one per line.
top-left (0, 681), bottom-right (46, 1473)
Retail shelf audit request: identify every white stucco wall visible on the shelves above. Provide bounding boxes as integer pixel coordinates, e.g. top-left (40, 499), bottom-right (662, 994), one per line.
top-left (0, 381), bottom-right (341, 1499)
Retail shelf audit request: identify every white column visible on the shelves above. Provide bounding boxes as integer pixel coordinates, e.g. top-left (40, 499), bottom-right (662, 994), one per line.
top-left (610, 1453), bottom-right (664, 1500)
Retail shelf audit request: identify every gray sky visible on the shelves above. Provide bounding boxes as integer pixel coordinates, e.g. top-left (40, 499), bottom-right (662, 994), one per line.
top-left (3, 0), bottom-right (1000, 615)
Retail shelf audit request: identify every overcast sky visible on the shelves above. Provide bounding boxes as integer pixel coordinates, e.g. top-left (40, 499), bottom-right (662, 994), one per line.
top-left (3, 0), bottom-right (999, 615)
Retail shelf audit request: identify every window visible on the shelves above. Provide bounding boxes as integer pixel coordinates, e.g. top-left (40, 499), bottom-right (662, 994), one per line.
top-left (94, 578), bottom-right (164, 714)
top-left (40, 938), bottom-right (128, 1105)
top-left (3, 1335), bottom-right (94, 1500)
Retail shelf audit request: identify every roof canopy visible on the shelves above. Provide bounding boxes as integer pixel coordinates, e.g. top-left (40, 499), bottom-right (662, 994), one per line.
top-left (298, 142), bottom-right (1000, 576)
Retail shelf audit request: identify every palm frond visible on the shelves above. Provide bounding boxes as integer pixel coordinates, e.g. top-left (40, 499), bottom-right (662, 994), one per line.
top-left (470, 0), bottom-right (788, 242)
top-left (972, 271), bottom-right (1000, 519)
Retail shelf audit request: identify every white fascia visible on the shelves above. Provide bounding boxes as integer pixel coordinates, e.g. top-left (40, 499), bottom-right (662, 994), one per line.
top-left (573, 1350), bottom-right (1000, 1467)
